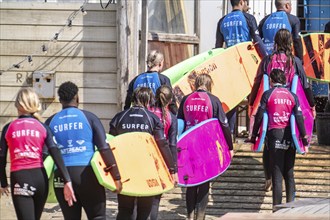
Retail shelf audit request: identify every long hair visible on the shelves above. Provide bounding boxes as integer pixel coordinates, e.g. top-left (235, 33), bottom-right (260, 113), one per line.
top-left (15, 88), bottom-right (42, 121)
top-left (132, 87), bottom-right (154, 108)
top-left (270, 69), bottom-right (286, 85)
top-left (272, 28), bottom-right (295, 69)
top-left (146, 50), bottom-right (164, 69)
top-left (194, 74), bottom-right (214, 92)
top-left (155, 85), bottom-right (173, 125)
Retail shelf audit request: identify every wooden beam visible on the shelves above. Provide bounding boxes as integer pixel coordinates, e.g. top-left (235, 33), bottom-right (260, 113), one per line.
top-left (147, 32), bottom-right (199, 44)
top-left (139, 0), bottom-right (148, 73)
top-left (117, 0), bottom-right (139, 110)
top-left (194, 0), bottom-right (200, 54)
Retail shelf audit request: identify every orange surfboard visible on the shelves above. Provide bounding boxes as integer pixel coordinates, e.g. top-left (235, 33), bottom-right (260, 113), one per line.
top-left (301, 33), bottom-right (330, 82)
top-left (172, 42), bottom-right (261, 113)
top-left (91, 133), bottom-right (174, 197)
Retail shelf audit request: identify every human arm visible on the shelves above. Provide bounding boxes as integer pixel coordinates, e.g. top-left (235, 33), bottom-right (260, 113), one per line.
top-left (153, 118), bottom-right (175, 174)
top-left (290, 14), bottom-right (303, 61)
top-left (168, 113), bottom-right (178, 173)
top-left (213, 96), bottom-right (234, 157)
top-left (251, 92), bottom-right (268, 141)
top-left (124, 79), bottom-right (135, 110)
top-left (294, 58), bottom-right (315, 108)
top-left (215, 18), bottom-right (225, 48)
top-left (86, 111), bottom-right (121, 182)
top-left (292, 94), bottom-right (308, 145)
top-left (249, 57), bottom-right (268, 107)
top-left (245, 13), bottom-right (267, 58)
top-left (0, 124), bottom-right (9, 191)
top-left (43, 125), bottom-right (76, 206)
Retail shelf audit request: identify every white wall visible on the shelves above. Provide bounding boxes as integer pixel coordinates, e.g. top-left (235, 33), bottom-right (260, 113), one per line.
top-left (199, 0), bottom-right (298, 53)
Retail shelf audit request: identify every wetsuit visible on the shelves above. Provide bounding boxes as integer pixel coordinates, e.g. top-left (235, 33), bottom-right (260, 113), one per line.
top-left (109, 106), bottom-right (175, 220)
top-left (249, 53), bottom-right (314, 183)
top-left (46, 107), bottom-right (120, 220)
top-left (252, 85), bottom-right (306, 207)
top-left (215, 9), bottom-right (267, 57)
top-left (177, 90), bottom-right (233, 220)
top-left (258, 10), bottom-right (303, 60)
top-left (215, 9), bottom-right (267, 135)
top-left (148, 107), bottom-right (178, 220)
top-left (124, 71), bottom-right (178, 114)
top-left (0, 116), bottom-right (71, 220)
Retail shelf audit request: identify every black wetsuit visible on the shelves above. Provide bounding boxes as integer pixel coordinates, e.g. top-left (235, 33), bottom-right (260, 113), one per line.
top-left (177, 90), bottom-right (233, 220)
top-left (0, 116), bottom-right (71, 220)
top-left (109, 106), bottom-right (175, 220)
top-left (252, 85), bottom-right (306, 207)
top-left (46, 107), bottom-right (121, 220)
top-left (149, 107), bottom-right (178, 220)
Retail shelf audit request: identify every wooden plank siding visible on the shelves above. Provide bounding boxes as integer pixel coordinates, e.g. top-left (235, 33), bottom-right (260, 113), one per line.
top-left (0, 3), bottom-right (119, 131)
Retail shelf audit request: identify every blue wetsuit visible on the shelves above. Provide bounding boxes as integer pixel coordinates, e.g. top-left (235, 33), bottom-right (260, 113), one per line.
top-left (124, 71), bottom-right (177, 114)
top-left (215, 9), bottom-right (267, 57)
top-left (46, 107), bottom-right (120, 220)
top-left (258, 10), bottom-right (303, 60)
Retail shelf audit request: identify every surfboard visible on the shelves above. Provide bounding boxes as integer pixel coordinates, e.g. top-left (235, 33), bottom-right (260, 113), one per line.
top-left (162, 48), bottom-right (224, 85)
top-left (91, 133), bottom-right (174, 197)
top-left (177, 118), bottom-right (231, 187)
top-left (290, 75), bottom-right (314, 154)
top-left (43, 156), bottom-right (57, 203)
top-left (172, 42), bottom-right (261, 113)
top-left (249, 74), bottom-right (270, 151)
top-left (301, 33), bottom-right (330, 82)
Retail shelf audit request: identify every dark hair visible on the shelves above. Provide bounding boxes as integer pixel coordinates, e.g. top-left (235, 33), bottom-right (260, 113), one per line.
top-left (270, 69), bottom-right (286, 85)
top-left (132, 87), bottom-right (154, 108)
top-left (155, 85), bottom-right (173, 125)
top-left (58, 81), bottom-right (78, 103)
top-left (194, 74), bottom-right (214, 92)
top-left (272, 29), bottom-right (295, 70)
top-left (230, 0), bottom-right (241, 7)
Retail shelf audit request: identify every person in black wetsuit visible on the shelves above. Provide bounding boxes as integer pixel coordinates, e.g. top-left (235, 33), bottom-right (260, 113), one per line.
top-left (248, 29), bottom-right (315, 192)
top-left (0, 88), bottom-right (75, 220)
top-left (215, 0), bottom-right (267, 139)
top-left (110, 87), bottom-right (175, 220)
top-left (124, 50), bottom-right (177, 114)
top-left (177, 74), bottom-right (234, 220)
top-left (45, 81), bottom-right (122, 220)
top-left (149, 85), bottom-right (178, 220)
top-left (250, 69), bottom-right (309, 211)
top-left (258, 0), bottom-right (303, 59)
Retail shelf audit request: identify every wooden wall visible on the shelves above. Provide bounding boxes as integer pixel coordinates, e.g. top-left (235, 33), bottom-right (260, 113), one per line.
top-left (0, 3), bottom-right (118, 132)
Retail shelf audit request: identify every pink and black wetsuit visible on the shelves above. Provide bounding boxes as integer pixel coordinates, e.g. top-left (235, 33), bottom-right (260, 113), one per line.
top-left (252, 85), bottom-right (306, 207)
top-left (177, 89), bottom-right (233, 219)
top-left (0, 116), bottom-right (70, 220)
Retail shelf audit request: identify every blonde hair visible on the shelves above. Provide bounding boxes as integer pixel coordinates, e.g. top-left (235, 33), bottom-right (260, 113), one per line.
top-left (147, 50), bottom-right (164, 69)
top-left (194, 74), bottom-right (214, 92)
top-left (15, 88), bottom-right (42, 121)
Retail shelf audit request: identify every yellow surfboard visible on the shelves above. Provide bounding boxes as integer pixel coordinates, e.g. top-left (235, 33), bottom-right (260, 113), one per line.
top-left (172, 42), bottom-right (260, 113)
top-left (91, 133), bottom-right (174, 197)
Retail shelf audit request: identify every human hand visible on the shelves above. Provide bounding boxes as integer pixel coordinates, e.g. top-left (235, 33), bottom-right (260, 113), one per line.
top-left (63, 182), bottom-right (76, 207)
top-left (0, 186), bottom-right (9, 197)
top-left (311, 106), bottom-right (316, 119)
top-left (171, 173), bottom-right (178, 186)
top-left (114, 180), bottom-right (122, 193)
top-left (230, 150), bottom-right (234, 159)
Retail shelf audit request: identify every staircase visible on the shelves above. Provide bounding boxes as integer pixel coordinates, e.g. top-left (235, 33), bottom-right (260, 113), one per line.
top-left (155, 139), bottom-right (330, 219)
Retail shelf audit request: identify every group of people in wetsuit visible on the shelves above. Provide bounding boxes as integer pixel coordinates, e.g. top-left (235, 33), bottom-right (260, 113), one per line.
top-left (0, 0), bottom-right (318, 219)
